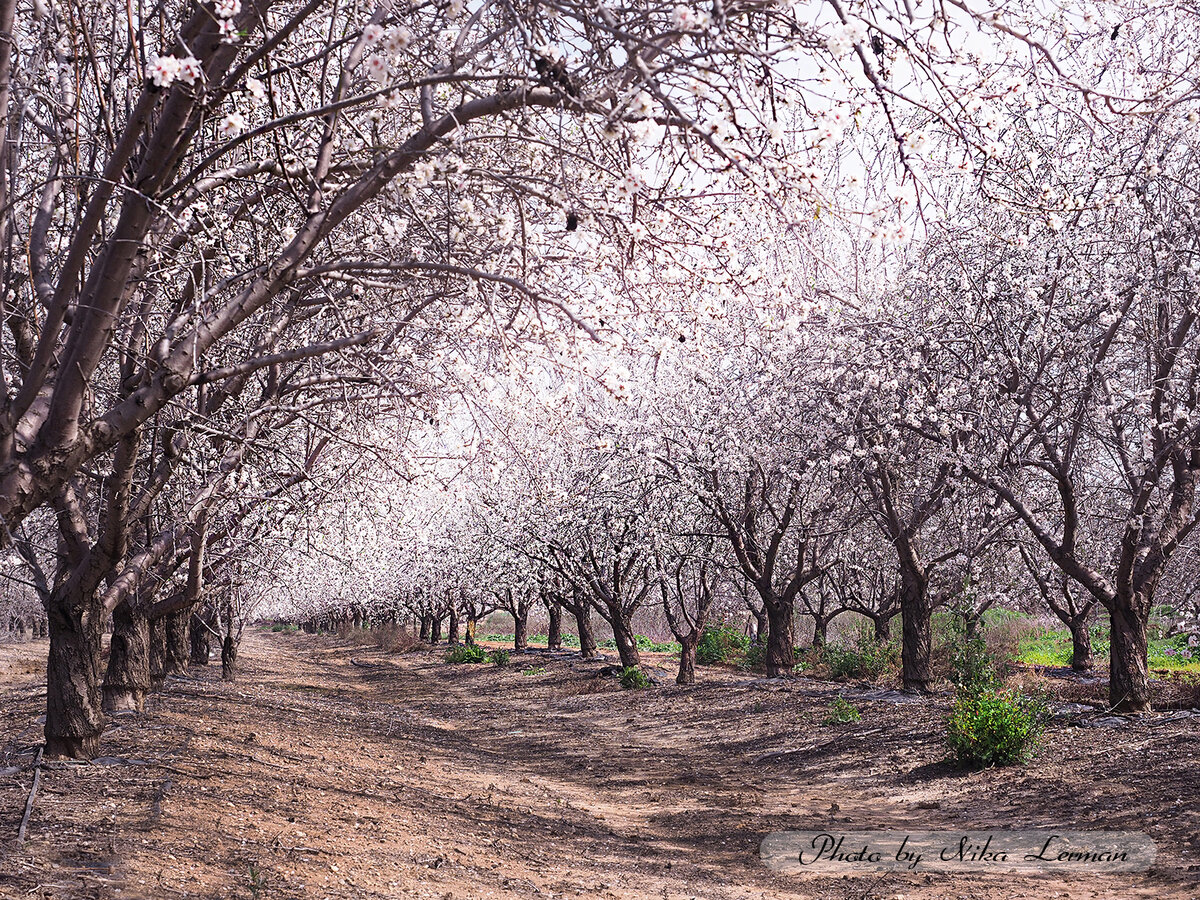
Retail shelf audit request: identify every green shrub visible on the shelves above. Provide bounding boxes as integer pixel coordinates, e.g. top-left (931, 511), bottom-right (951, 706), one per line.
top-left (697, 625), bottom-right (751, 664)
top-left (824, 637), bottom-right (899, 681)
top-left (949, 633), bottom-right (1001, 693)
top-left (619, 666), bottom-right (652, 689)
top-left (739, 641), bottom-right (767, 671)
top-left (823, 696), bottom-right (862, 725)
top-left (946, 686), bottom-right (1048, 767)
top-left (489, 649), bottom-right (511, 667)
top-left (445, 644), bottom-right (488, 664)
top-left (521, 665), bottom-right (547, 676)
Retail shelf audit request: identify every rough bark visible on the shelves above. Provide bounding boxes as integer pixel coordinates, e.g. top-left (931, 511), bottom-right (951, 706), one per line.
top-left (547, 601), bottom-right (563, 650)
top-left (430, 614), bottom-right (442, 644)
top-left (1109, 600), bottom-right (1150, 713)
top-left (447, 605), bottom-right (460, 643)
top-left (102, 601), bottom-right (150, 713)
top-left (609, 617), bottom-right (641, 669)
top-left (899, 564), bottom-right (933, 692)
top-left (149, 616), bottom-right (168, 691)
top-left (189, 608), bottom-right (213, 665)
top-left (677, 635), bottom-right (698, 685)
top-left (764, 600), bottom-right (795, 677)
top-left (572, 599), bottom-right (598, 659)
top-left (873, 613), bottom-right (893, 643)
top-left (165, 609), bottom-right (190, 675)
top-left (465, 616), bottom-right (477, 645)
top-left (512, 609), bottom-right (528, 651)
top-left (44, 597), bottom-right (106, 759)
top-left (1069, 616), bottom-right (1093, 672)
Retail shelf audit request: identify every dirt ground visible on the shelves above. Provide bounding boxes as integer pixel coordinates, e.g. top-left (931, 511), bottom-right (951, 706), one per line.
top-left (1, 631), bottom-right (1198, 900)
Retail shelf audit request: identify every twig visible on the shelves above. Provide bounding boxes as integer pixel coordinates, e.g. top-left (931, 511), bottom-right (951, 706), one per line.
top-left (17, 745), bottom-right (44, 843)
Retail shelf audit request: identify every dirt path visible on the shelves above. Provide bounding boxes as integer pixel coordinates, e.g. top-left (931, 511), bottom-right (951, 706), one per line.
top-left (2, 631), bottom-right (1198, 899)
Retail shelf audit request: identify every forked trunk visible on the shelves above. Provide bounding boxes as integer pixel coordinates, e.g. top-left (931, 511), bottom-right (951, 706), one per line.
top-left (764, 600), bottom-right (794, 677)
top-left (1069, 616), bottom-right (1093, 672)
top-left (873, 613), bottom-right (892, 643)
top-left (45, 594), bottom-right (106, 759)
top-left (1109, 599), bottom-right (1150, 713)
top-left (102, 601), bottom-right (150, 713)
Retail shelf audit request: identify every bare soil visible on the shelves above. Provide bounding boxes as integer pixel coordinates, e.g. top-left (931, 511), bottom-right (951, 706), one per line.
top-left (1, 631), bottom-right (1198, 899)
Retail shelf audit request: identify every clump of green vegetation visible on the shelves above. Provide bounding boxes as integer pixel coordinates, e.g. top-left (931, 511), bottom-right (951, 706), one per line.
top-left (824, 628), bottom-right (899, 681)
top-left (597, 635), bottom-right (681, 653)
top-left (697, 624), bottom-right (750, 664)
top-left (946, 687), bottom-right (1048, 767)
top-left (944, 628), bottom-right (1048, 767)
top-left (521, 665), bottom-right (547, 676)
top-left (445, 644), bottom-right (488, 664)
top-left (619, 666), bottom-right (652, 689)
top-left (823, 696), bottom-right (862, 725)
top-left (739, 641), bottom-right (767, 671)
top-left (489, 649), bottom-right (511, 667)
top-left (269, 622), bottom-right (299, 633)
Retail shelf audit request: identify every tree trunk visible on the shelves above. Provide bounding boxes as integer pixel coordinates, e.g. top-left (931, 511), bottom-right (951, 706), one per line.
top-left (102, 601), bottom-right (150, 713)
top-left (900, 569), bottom-right (933, 692)
top-left (677, 634), bottom-right (698, 685)
top-left (610, 616), bottom-right (641, 669)
top-left (764, 599), bottom-right (795, 677)
top-left (873, 613), bottom-right (892, 643)
top-left (45, 596), bottom-right (106, 759)
top-left (430, 614), bottom-right (442, 644)
top-left (221, 631), bottom-right (238, 682)
top-left (1069, 615), bottom-right (1093, 672)
top-left (466, 616), bottom-right (477, 645)
top-left (812, 615), bottom-right (828, 649)
top-left (419, 613), bottom-right (431, 642)
top-left (190, 608), bottom-right (213, 665)
top-left (165, 609), bottom-right (190, 675)
top-left (753, 609), bottom-right (769, 645)
top-left (513, 610), bottom-right (528, 651)
top-left (447, 605), bottom-right (460, 643)
top-left (573, 601), bottom-right (598, 659)
top-left (1109, 599), bottom-right (1150, 713)
top-left (547, 602), bottom-right (563, 650)
top-left (149, 616), bottom-right (168, 691)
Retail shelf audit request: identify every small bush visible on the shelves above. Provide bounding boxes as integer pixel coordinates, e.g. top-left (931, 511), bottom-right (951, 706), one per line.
top-left (823, 696), bottom-right (862, 725)
top-left (946, 686), bottom-right (1048, 767)
top-left (739, 641), bottom-right (767, 671)
top-left (950, 633), bottom-right (1001, 693)
top-left (445, 644), bottom-right (488, 664)
top-left (824, 638), bottom-right (898, 681)
top-left (489, 649), bottom-right (511, 667)
top-left (619, 666), bottom-right (652, 689)
top-left (370, 622), bottom-right (420, 653)
top-left (521, 666), bottom-right (547, 676)
top-left (697, 625), bottom-right (751, 664)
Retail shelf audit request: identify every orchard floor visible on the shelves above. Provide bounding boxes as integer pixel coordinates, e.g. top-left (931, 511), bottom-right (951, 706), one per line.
top-left (1, 631), bottom-right (1199, 900)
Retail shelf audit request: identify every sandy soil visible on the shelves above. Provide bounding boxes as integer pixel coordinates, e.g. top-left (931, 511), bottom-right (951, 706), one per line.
top-left (1, 631), bottom-right (1198, 900)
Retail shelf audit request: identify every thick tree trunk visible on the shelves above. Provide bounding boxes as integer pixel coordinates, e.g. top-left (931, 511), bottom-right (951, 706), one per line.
top-left (189, 608), bottom-right (213, 665)
top-left (900, 569), bottom-right (933, 692)
top-left (149, 616), bottom-right (168, 691)
top-left (45, 597), bottom-right (106, 759)
top-left (547, 602), bottom-right (563, 650)
top-left (874, 613), bottom-right (892, 643)
top-left (610, 615), bottom-right (641, 669)
top-left (221, 631), bottom-right (238, 682)
top-left (573, 602), bottom-right (598, 659)
top-left (418, 613), bottom-right (432, 642)
top-left (677, 634), bottom-right (697, 685)
top-left (764, 600), bottom-right (795, 677)
top-left (465, 616), bottom-right (477, 645)
top-left (513, 610), bottom-right (528, 651)
top-left (447, 605), bottom-right (460, 644)
top-left (1109, 600), bottom-right (1150, 713)
top-left (102, 601), bottom-right (150, 713)
top-left (165, 609), bottom-right (190, 675)
top-left (1069, 615), bottom-right (1093, 673)
top-left (430, 614), bottom-right (443, 644)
